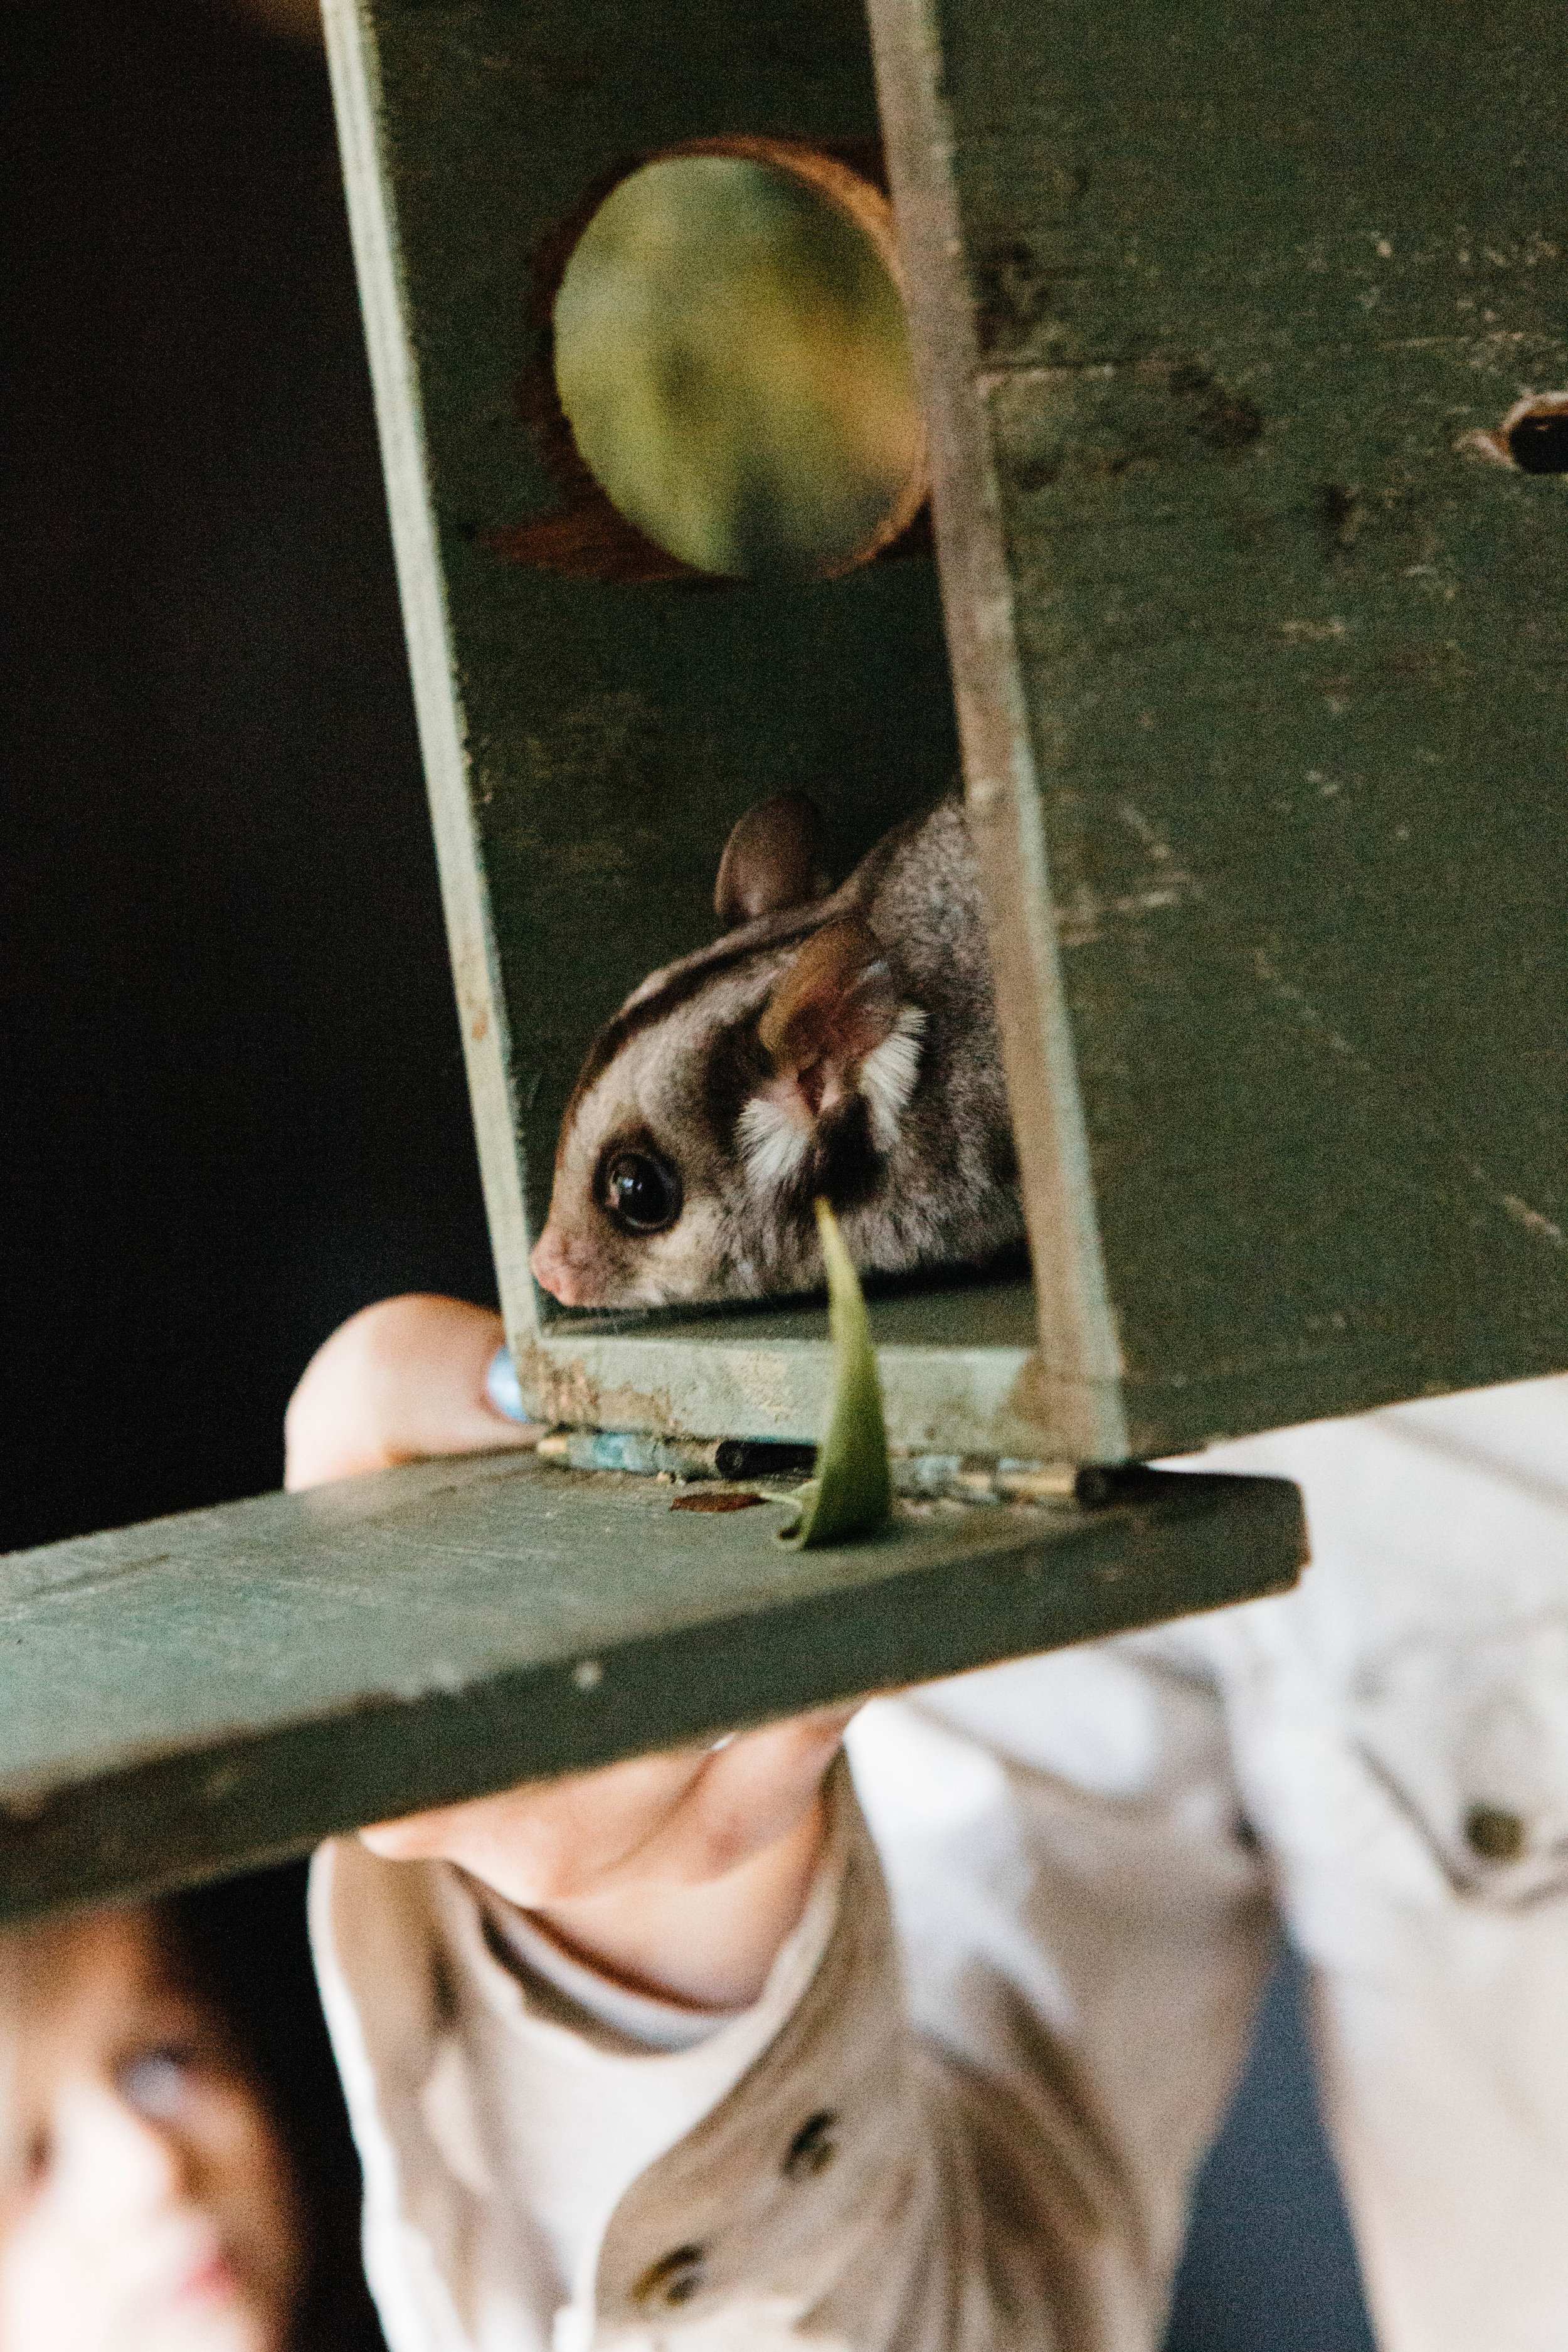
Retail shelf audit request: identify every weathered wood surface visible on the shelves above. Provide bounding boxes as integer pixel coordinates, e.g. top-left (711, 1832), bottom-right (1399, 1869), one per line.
top-left (0, 1453), bottom-right (1302, 1920)
top-left (330, 0), bottom-right (1568, 1466)
top-left (511, 1276), bottom-right (1046, 1458)
top-left (871, 0), bottom-right (1568, 1451)
top-left (324, 0), bottom-right (1021, 1457)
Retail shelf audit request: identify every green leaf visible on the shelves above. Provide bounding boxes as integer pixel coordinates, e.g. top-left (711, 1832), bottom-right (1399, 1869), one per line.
top-left (779, 1200), bottom-right (894, 1548)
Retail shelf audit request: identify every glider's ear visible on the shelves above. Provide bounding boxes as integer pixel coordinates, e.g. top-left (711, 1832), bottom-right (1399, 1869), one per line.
top-left (758, 917), bottom-right (902, 1081)
top-left (742, 919), bottom-right (924, 1183)
top-left (714, 792), bottom-right (829, 924)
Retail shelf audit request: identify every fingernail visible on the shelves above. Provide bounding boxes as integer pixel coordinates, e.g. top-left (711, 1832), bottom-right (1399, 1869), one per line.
top-left (485, 1345), bottom-right (534, 1424)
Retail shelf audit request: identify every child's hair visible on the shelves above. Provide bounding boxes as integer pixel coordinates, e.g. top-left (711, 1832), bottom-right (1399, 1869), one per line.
top-left (165, 1863), bottom-right (386, 2352)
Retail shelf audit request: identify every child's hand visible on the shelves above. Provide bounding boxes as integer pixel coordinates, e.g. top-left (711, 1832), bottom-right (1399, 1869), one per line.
top-left (283, 1294), bottom-right (538, 1489)
top-left (285, 1295), bottom-right (850, 2010)
top-left (358, 1710), bottom-right (851, 2010)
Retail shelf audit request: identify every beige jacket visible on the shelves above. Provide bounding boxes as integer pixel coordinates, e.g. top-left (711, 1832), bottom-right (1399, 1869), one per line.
top-left (312, 1376), bottom-right (1568, 2352)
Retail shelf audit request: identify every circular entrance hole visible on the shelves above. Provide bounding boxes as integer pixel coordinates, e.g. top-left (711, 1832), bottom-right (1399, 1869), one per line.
top-left (1503, 392), bottom-right (1568, 474)
top-left (551, 143), bottom-right (927, 580)
top-left (1459, 391), bottom-right (1568, 474)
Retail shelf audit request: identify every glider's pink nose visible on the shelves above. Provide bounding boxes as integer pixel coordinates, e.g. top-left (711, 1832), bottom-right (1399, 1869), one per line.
top-left (530, 1226), bottom-right (587, 1305)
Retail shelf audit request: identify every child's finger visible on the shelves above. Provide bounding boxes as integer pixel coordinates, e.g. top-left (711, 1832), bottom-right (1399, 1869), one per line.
top-left (284, 1294), bottom-right (539, 1489)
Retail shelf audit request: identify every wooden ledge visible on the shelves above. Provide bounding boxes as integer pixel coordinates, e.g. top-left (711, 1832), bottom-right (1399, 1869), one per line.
top-left (0, 1454), bottom-right (1304, 1919)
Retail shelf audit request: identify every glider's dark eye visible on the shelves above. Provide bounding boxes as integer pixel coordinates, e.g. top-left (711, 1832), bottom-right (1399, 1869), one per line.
top-left (601, 1150), bottom-right (682, 1235)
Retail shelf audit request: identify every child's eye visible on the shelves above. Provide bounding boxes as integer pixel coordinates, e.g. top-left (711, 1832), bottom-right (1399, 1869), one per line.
top-left (119, 2043), bottom-right (200, 2121)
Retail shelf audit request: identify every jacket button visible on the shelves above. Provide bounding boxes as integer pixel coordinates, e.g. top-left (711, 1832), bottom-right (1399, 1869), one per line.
top-left (632, 2245), bottom-right (706, 2308)
top-left (783, 2109), bottom-right (838, 2180)
top-left (1465, 1803), bottom-right (1527, 1862)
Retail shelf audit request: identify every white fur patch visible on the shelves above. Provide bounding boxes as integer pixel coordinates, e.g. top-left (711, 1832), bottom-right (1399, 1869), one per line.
top-left (859, 1006), bottom-right (926, 1152)
top-left (739, 1006), bottom-right (924, 1183)
top-left (739, 1093), bottom-right (814, 1190)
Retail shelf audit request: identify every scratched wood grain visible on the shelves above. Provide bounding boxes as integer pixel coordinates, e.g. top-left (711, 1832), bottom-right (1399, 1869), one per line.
top-left (0, 1452), bottom-right (1301, 1918)
top-left (331, 0), bottom-right (1568, 1465)
top-left (871, 0), bottom-right (1568, 1450)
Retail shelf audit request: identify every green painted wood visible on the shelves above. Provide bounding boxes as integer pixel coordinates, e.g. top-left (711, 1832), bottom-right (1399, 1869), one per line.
top-left (513, 1276), bottom-right (1046, 1454)
top-left (0, 1453), bottom-right (1302, 1921)
top-left (329, 0), bottom-right (1568, 1468)
top-left (870, 0), bottom-right (1568, 1452)
top-left (324, 0), bottom-right (1042, 1459)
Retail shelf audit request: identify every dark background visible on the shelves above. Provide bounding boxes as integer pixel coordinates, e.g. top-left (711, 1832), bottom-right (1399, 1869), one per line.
top-left (0, 4), bottom-right (1374, 2344)
top-left (1, 0), bottom-right (497, 1558)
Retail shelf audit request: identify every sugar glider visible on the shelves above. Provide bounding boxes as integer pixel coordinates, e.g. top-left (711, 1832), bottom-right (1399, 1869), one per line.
top-left (529, 793), bottom-right (1025, 1308)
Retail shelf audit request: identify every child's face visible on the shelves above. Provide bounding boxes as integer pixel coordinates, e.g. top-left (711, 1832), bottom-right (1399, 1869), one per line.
top-left (0, 1909), bottom-right (304, 2352)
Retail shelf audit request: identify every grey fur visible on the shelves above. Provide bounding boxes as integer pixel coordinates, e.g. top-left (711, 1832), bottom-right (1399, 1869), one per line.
top-left (532, 800), bottom-right (1025, 1308)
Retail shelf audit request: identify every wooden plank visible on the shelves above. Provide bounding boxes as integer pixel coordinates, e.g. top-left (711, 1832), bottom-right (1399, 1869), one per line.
top-left (0, 1453), bottom-right (1303, 1920)
top-left (516, 1278), bottom-right (1045, 1453)
top-left (869, 0), bottom-right (1568, 1452)
top-left (323, 0), bottom-right (1047, 1458)
top-left (330, 0), bottom-right (1568, 1468)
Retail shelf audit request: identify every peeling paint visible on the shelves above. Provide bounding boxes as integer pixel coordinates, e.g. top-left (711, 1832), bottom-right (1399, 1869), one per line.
top-left (518, 1342), bottom-right (682, 1436)
top-left (1253, 951), bottom-right (1566, 1253)
top-left (1055, 871), bottom-right (1203, 950)
top-left (1053, 802), bottom-right (1204, 948)
top-left (1281, 616), bottom-right (1349, 642)
top-left (720, 1351), bottom-right (802, 1425)
top-left (521, 1322), bottom-right (1047, 1454)
top-left (1500, 1197), bottom-right (1566, 1249)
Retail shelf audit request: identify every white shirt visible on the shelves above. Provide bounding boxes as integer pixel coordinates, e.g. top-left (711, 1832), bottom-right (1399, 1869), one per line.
top-left (311, 1375), bottom-right (1568, 2352)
